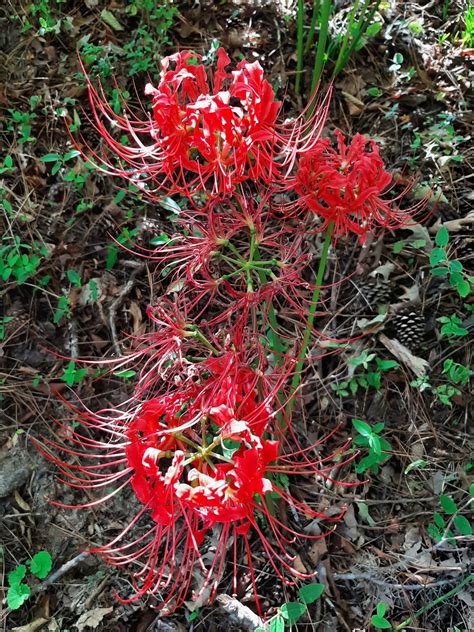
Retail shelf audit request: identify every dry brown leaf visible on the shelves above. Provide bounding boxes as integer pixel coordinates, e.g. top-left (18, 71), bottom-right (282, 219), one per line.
top-left (11, 619), bottom-right (48, 632)
top-left (128, 300), bottom-right (143, 335)
top-left (307, 538), bottom-right (328, 566)
top-left (429, 210), bottom-right (474, 233)
top-left (379, 334), bottom-right (429, 376)
top-left (74, 607), bottom-right (113, 631)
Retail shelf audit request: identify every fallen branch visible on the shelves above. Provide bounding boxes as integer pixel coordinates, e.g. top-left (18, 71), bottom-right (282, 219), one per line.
top-left (216, 594), bottom-right (267, 631)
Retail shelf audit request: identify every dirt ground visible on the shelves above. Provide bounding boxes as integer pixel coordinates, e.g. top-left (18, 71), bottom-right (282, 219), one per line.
top-left (1, 0), bottom-right (472, 630)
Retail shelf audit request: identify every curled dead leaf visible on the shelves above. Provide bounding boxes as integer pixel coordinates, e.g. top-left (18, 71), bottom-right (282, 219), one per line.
top-left (379, 333), bottom-right (429, 376)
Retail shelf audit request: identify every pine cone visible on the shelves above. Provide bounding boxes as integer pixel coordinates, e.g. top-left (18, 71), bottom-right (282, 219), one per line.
top-left (356, 277), bottom-right (392, 312)
top-left (452, 234), bottom-right (473, 274)
top-left (391, 305), bottom-right (425, 350)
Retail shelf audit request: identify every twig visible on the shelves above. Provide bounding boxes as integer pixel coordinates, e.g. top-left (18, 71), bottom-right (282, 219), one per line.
top-left (216, 594), bottom-right (267, 631)
top-left (30, 552), bottom-right (90, 596)
top-left (108, 264), bottom-right (145, 355)
top-left (333, 572), bottom-right (462, 591)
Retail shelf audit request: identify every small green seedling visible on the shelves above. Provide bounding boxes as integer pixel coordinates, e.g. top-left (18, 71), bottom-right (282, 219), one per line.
top-left (352, 419), bottom-right (392, 474)
top-left (371, 602), bottom-right (391, 629)
top-left (255, 582), bottom-right (325, 631)
top-left (7, 551), bottom-right (53, 610)
top-left (61, 361), bottom-right (87, 387)
top-left (430, 226), bottom-right (472, 298)
top-left (40, 149), bottom-right (81, 177)
top-left (437, 314), bottom-right (469, 338)
top-left (427, 490), bottom-right (473, 543)
top-left (332, 351), bottom-right (399, 398)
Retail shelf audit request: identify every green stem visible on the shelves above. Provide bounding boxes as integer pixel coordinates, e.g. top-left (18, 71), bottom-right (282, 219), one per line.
top-left (310, 0), bottom-right (332, 97)
top-left (286, 222), bottom-right (334, 416)
top-left (187, 327), bottom-right (219, 355)
top-left (393, 573), bottom-right (474, 632)
top-left (333, 0), bottom-right (360, 77)
top-left (295, 0), bottom-right (305, 94)
top-left (304, 0), bottom-right (321, 54)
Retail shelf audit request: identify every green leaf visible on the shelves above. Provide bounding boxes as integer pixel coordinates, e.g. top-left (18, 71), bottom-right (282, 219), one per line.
top-left (100, 8), bottom-right (124, 31)
top-left (366, 22), bottom-right (382, 37)
top-left (280, 601), bottom-right (306, 623)
top-left (449, 260), bottom-right (463, 273)
top-left (427, 523), bottom-right (442, 542)
top-left (66, 269), bottom-right (81, 287)
top-left (433, 511), bottom-right (445, 529)
top-left (376, 359), bottom-right (399, 371)
top-left (392, 240), bottom-right (404, 253)
top-left (159, 197), bottom-right (181, 214)
top-left (376, 603), bottom-right (387, 617)
top-left (367, 87), bottom-right (381, 97)
top-left (28, 550), bottom-right (52, 579)
top-left (371, 614), bottom-right (392, 629)
top-left (435, 226), bottom-right (449, 247)
top-left (439, 494), bottom-right (458, 515)
top-left (8, 564), bottom-right (27, 587)
top-left (63, 150), bottom-right (81, 161)
top-left (453, 515), bottom-right (472, 536)
top-left (455, 279), bottom-right (470, 298)
top-left (40, 153), bottom-right (62, 163)
top-left (429, 247), bottom-right (447, 267)
top-left (269, 615), bottom-right (285, 632)
top-left (393, 52), bottom-right (404, 64)
top-left (298, 582), bottom-right (325, 604)
top-left (113, 369), bottom-right (136, 380)
top-left (7, 583), bottom-right (30, 610)
top-left (352, 419), bottom-right (372, 437)
top-left (150, 232), bottom-right (170, 246)
top-left (2, 199), bottom-right (13, 214)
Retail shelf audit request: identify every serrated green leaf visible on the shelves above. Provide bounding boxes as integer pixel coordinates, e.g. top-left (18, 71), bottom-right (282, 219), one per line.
top-left (298, 582), bottom-right (325, 604)
top-left (427, 523), bottom-right (442, 541)
top-left (28, 550), bottom-right (52, 579)
top-left (435, 226), bottom-right (449, 247)
top-left (8, 564), bottom-right (27, 587)
top-left (455, 279), bottom-right (470, 298)
top-left (453, 515), bottom-right (472, 536)
top-left (280, 601), bottom-right (306, 623)
top-left (7, 582), bottom-right (30, 610)
top-left (430, 247), bottom-right (447, 267)
top-left (439, 494), bottom-right (458, 515)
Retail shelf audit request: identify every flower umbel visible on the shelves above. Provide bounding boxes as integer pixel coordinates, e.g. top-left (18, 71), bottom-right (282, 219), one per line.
top-left (36, 353), bottom-right (349, 613)
top-left (290, 130), bottom-right (418, 241)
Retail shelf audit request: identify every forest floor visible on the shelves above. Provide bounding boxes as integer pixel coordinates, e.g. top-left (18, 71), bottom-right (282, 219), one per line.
top-left (1, 0), bottom-right (473, 630)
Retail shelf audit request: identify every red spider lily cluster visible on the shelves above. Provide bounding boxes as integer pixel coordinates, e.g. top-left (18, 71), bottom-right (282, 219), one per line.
top-left (40, 48), bottom-right (427, 613)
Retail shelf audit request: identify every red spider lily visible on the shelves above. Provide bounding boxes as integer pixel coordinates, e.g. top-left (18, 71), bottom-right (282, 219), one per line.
top-left (74, 50), bottom-right (329, 202)
top-left (287, 130), bottom-right (424, 241)
top-left (34, 350), bottom-right (351, 613)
